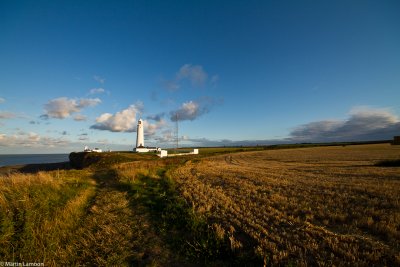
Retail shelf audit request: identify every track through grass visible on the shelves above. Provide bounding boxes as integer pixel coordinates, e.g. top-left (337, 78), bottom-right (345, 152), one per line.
top-left (2, 144), bottom-right (399, 265)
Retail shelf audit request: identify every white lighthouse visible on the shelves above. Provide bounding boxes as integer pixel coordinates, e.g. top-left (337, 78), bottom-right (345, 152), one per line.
top-left (134, 119), bottom-right (160, 153)
top-left (136, 119), bottom-right (144, 148)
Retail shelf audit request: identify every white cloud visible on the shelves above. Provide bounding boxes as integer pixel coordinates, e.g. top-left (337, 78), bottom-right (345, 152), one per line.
top-left (90, 103), bottom-right (142, 132)
top-left (163, 80), bottom-right (180, 92)
top-left (164, 106), bottom-right (400, 147)
top-left (152, 129), bottom-right (175, 144)
top-left (151, 134), bottom-right (278, 147)
top-left (289, 120), bottom-right (344, 140)
top-left (0, 111), bottom-right (16, 119)
top-left (79, 136), bottom-right (89, 141)
top-left (96, 139), bottom-right (109, 144)
top-left (77, 98), bottom-right (102, 108)
top-left (146, 113), bottom-right (165, 122)
top-left (170, 97), bottom-right (220, 121)
top-left (143, 119), bottom-right (167, 136)
top-left (289, 107), bottom-right (400, 142)
top-left (349, 106), bottom-right (398, 125)
top-left (170, 101), bottom-right (201, 121)
top-left (162, 64), bottom-right (218, 91)
top-left (176, 64), bottom-right (208, 87)
top-left (0, 97), bottom-right (5, 104)
top-left (42, 97), bottom-right (101, 119)
top-left (90, 102), bottom-right (168, 135)
top-left (0, 132), bottom-right (69, 148)
top-left (93, 75), bottom-right (105, 84)
top-left (89, 88), bottom-right (105, 95)
top-left (74, 114), bottom-right (87, 121)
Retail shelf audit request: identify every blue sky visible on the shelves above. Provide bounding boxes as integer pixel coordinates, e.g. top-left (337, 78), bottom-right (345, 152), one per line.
top-left (1, 0), bottom-right (400, 153)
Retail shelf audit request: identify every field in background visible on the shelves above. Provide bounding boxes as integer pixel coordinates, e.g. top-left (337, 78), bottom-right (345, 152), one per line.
top-left (0, 143), bottom-right (399, 265)
top-left (172, 144), bottom-right (400, 265)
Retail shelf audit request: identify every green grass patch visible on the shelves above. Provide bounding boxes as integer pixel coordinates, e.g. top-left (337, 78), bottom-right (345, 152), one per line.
top-left (123, 168), bottom-right (239, 264)
top-left (69, 151), bottom-right (158, 169)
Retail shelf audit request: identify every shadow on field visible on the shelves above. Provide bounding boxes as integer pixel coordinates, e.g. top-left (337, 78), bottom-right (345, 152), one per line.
top-left (89, 168), bottom-right (184, 266)
top-left (0, 161), bottom-right (71, 175)
top-left (83, 154), bottom-right (263, 266)
top-left (70, 168), bottom-right (138, 266)
top-left (375, 159), bottom-right (400, 167)
top-left (94, 168), bottom-right (187, 265)
top-left (121, 171), bottom-right (232, 266)
top-left (89, 166), bottom-right (253, 266)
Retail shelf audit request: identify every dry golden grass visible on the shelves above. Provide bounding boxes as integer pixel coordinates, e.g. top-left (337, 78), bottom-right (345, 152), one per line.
top-left (0, 170), bottom-right (95, 264)
top-left (172, 144), bottom-right (400, 265)
top-left (65, 166), bottom-right (183, 266)
top-left (0, 158), bottom-right (189, 266)
top-left (2, 144), bottom-right (399, 265)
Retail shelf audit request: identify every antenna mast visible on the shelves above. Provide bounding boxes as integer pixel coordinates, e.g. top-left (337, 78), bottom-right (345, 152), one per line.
top-left (175, 113), bottom-right (179, 150)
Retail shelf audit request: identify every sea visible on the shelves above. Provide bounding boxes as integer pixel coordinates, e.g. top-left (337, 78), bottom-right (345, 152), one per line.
top-left (0, 154), bottom-right (70, 167)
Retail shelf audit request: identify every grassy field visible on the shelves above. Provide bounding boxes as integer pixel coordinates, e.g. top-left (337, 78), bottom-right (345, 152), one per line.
top-left (0, 143), bottom-right (399, 265)
top-left (172, 143), bottom-right (400, 265)
top-left (0, 169), bottom-right (96, 264)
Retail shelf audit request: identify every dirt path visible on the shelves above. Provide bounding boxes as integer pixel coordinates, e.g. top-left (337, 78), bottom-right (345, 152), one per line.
top-left (63, 170), bottom-right (183, 266)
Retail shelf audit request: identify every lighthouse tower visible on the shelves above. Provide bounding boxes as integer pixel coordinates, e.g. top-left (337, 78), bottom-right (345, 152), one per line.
top-left (134, 119), bottom-right (161, 153)
top-left (136, 119), bottom-right (144, 148)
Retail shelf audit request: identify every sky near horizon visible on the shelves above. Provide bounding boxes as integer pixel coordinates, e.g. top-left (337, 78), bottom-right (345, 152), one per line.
top-left (1, 0), bottom-right (400, 153)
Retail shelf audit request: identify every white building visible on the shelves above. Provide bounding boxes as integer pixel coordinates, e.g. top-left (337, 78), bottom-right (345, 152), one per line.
top-left (133, 119), bottom-right (160, 153)
top-left (132, 118), bottom-right (198, 156)
top-left (136, 119), bottom-right (144, 148)
top-left (84, 146), bottom-right (102, 153)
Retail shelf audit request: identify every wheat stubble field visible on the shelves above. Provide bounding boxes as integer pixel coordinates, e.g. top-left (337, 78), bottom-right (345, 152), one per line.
top-left (1, 144), bottom-right (399, 265)
top-left (172, 144), bottom-right (400, 265)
